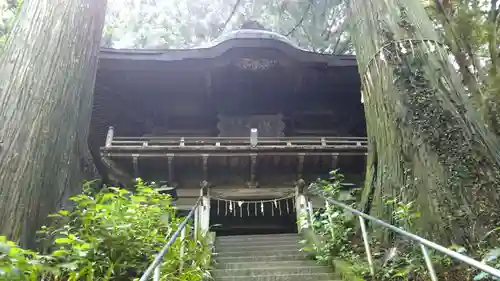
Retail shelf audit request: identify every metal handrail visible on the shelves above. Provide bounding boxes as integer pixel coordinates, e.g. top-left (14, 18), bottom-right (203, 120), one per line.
top-left (138, 197), bottom-right (202, 281)
top-left (309, 190), bottom-right (500, 280)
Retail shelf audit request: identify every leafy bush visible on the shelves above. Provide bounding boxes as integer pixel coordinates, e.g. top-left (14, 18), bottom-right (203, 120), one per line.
top-left (0, 180), bottom-right (211, 281)
top-left (304, 170), bottom-right (480, 281)
top-left (306, 170), bottom-right (357, 264)
top-left (473, 227), bottom-right (500, 281)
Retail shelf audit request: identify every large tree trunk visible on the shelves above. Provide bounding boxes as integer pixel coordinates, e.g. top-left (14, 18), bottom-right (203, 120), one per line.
top-left (349, 0), bottom-right (500, 245)
top-left (0, 0), bottom-right (106, 247)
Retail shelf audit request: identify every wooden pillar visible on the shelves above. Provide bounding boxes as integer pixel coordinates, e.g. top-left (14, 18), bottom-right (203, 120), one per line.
top-left (205, 70), bottom-right (212, 98)
top-left (297, 153), bottom-right (305, 179)
top-left (331, 153), bottom-right (339, 170)
top-left (249, 154), bottom-right (257, 188)
top-left (202, 154), bottom-right (209, 182)
top-left (132, 154), bottom-right (139, 178)
top-left (167, 154), bottom-right (174, 183)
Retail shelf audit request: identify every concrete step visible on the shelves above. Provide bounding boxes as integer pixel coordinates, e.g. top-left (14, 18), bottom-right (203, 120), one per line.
top-left (215, 253), bottom-right (307, 263)
top-left (213, 272), bottom-right (336, 281)
top-left (214, 248), bottom-right (301, 258)
top-left (213, 265), bottom-right (331, 277)
top-left (215, 260), bottom-right (321, 270)
top-left (216, 243), bottom-right (301, 254)
top-left (216, 233), bottom-right (299, 242)
top-left (216, 237), bottom-right (301, 247)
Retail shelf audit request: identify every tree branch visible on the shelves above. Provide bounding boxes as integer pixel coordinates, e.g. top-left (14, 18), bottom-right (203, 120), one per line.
top-left (217, 0), bottom-right (242, 37)
top-left (433, 0), bottom-right (485, 93)
top-left (286, 2), bottom-right (311, 37)
top-left (487, 0), bottom-right (498, 75)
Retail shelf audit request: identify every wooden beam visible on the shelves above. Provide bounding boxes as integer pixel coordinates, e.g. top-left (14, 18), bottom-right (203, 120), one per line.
top-left (101, 151), bottom-right (368, 158)
top-left (207, 187), bottom-right (295, 200)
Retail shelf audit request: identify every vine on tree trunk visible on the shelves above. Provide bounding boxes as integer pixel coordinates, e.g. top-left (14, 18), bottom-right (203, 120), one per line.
top-left (355, 1), bottom-right (500, 245)
top-left (386, 7), bottom-right (500, 244)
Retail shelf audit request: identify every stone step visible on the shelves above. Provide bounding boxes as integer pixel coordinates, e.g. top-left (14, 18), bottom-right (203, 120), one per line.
top-left (213, 272), bottom-right (336, 281)
top-left (216, 233), bottom-right (298, 242)
top-left (213, 265), bottom-right (332, 277)
top-left (214, 248), bottom-right (301, 258)
top-left (216, 243), bottom-right (300, 253)
top-left (215, 253), bottom-right (307, 263)
top-left (215, 260), bottom-right (322, 270)
top-left (216, 237), bottom-right (301, 247)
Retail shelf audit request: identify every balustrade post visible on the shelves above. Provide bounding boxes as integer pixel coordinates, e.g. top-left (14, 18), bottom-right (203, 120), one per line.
top-left (250, 128), bottom-right (258, 147)
top-left (295, 183), bottom-right (309, 232)
top-left (200, 195), bottom-right (210, 236)
top-left (105, 126), bottom-right (114, 147)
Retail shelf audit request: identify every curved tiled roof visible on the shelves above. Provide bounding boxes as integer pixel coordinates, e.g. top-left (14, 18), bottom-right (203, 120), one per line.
top-left (98, 28), bottom-right (356, 67)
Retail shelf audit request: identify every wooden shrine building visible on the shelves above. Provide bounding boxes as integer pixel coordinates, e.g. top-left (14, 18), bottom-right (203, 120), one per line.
top-left (90, 25), bottom-right (367, 235)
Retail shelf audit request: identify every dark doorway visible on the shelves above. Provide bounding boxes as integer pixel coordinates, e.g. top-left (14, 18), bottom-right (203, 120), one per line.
top-left (210, 198), bottom-right (298, 236)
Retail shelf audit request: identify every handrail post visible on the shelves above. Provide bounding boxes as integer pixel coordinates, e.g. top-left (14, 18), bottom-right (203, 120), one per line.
top-left (359, 216), bottom-right (375, 276)
top-left (250, 128), bottom-right (258, 147)
top-left (105, 126), bottom-right (114, 147)
top-left (420, 244), bottom-right (438, 281)
top-left (138, 198), bottom-right (201, 281)
top-left (179, 227), bottom-right (187, 272)
top-left (153, 263), bottom-right (161, 281)
top-left (194, 203), bottom-right (200, 240)
top-left (296, 183), bottom-right (309, 232)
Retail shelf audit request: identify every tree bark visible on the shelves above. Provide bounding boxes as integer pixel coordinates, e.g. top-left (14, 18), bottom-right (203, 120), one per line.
top-left (0, 0), bottom-right (106, 247)
top-left (349, 0), bottom-right (500, 245)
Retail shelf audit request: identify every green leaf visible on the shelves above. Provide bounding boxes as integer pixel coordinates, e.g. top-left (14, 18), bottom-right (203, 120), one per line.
top-left (59, 261), bottom-right (79, 271)
top-left (55, 238), bottom-right (73, 244)
top-left (483, 248), bottom-right (500, 262)
top-left (98, 193), bottom-right (116, 203)
top-left (52, 249), bottom-right (70, 257)
top-left (474, 271), bottom-right (490, 280)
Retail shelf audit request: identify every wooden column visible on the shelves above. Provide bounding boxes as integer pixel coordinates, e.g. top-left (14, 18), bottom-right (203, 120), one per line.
top-left (297, 153), bottom-right (305, 179)
top-left (205, 70), bottom-right (212, 98)
top-left (331, 153), bottom-right (339, 170)
top-left (202, 154), bottom-right (209, 183)
top-left (167, 154), bottom-right (174, 183)
top-left (132, 154), bottom-right (139, 178)
top-left (249, 154), bottom-right (257, 188)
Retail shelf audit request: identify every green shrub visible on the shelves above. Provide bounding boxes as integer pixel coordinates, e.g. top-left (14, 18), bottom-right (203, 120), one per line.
top-left (0, 179), bottom-right (211, 281)
top-left (304, 170), bottom-right (476, 281)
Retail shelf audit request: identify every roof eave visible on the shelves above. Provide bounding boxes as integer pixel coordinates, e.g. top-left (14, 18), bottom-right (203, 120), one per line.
top-left (98, 38), bottom-right (357, 67)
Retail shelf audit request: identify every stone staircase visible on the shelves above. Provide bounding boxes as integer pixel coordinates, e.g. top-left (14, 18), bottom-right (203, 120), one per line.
top-left (212, 233), bottom-right (339, 281)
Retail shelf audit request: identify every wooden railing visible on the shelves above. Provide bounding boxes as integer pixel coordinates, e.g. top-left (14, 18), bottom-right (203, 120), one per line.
top-left (103, 127), bottom-right (368, 149)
